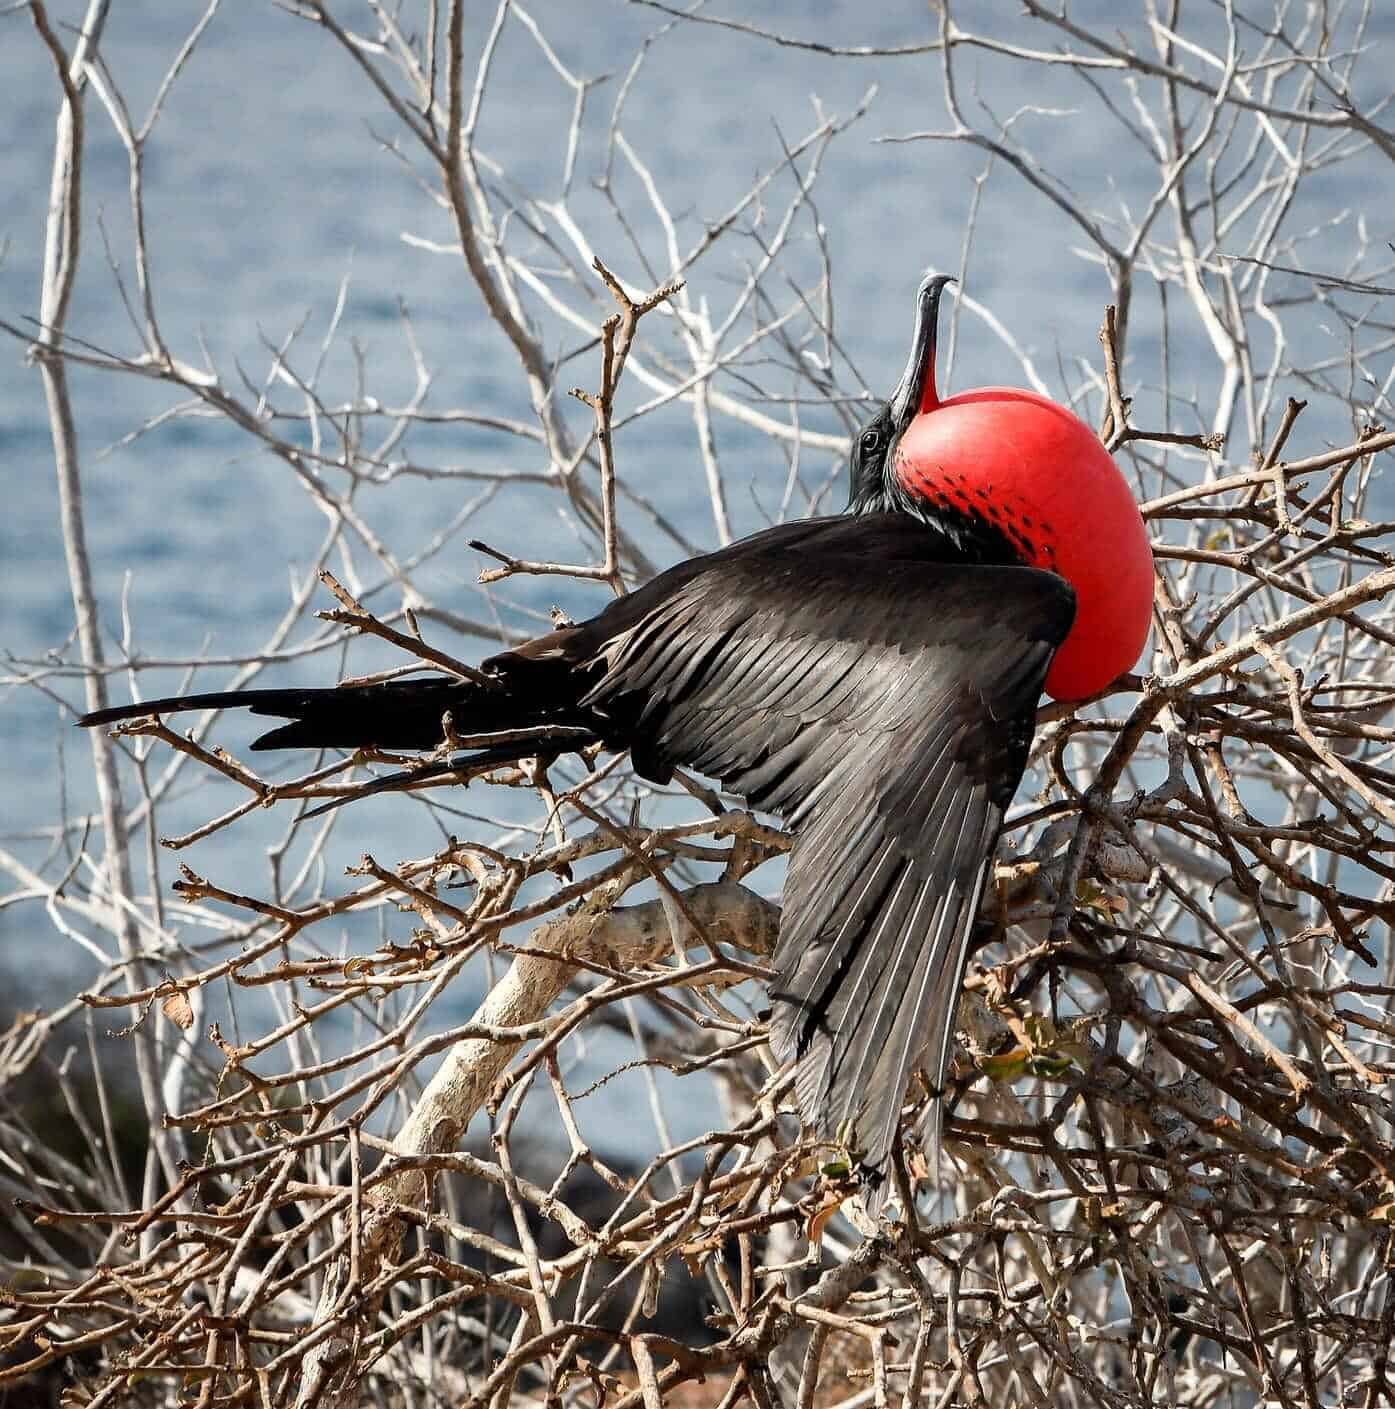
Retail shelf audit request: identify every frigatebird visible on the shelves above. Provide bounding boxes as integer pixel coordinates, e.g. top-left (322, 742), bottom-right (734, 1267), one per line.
top-left (80, 273), bottom-right (1152, 1203)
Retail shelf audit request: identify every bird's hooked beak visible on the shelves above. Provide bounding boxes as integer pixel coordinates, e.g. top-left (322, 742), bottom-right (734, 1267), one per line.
top-left (887, 272), bottom-right (954, 435)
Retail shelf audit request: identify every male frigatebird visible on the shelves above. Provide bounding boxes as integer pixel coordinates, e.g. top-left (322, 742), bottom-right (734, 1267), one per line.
top-left (81, 273), bottom-right (1153, 1203)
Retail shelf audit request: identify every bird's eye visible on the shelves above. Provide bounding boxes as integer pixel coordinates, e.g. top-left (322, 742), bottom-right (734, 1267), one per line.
top-left (860, 429), bottom-right (882, 452)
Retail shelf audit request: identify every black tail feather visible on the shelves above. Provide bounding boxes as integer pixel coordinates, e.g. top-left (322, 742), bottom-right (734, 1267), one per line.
top-left (77, 676), bottom-right (561, 753)
top-left (80, 689), bottom-right (289, 727)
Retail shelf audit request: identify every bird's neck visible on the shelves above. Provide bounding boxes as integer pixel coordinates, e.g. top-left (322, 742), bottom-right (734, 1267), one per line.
top-left (853, 488), bottom-right (1026, 568)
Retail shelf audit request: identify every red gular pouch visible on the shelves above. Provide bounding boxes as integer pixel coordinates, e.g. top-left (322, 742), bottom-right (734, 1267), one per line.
top-left (895, 383), bottom-right (1153, 701)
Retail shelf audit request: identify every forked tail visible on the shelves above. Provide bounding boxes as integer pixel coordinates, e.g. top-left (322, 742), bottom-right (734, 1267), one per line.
top-left (78, 675), bottom-right (587, 753)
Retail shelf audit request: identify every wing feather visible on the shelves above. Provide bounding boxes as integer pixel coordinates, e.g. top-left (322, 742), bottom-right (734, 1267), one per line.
top-left (575, 513), bottom-right (1074, 1202)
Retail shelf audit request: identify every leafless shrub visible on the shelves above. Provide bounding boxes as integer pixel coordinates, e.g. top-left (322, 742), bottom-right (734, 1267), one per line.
top-left (3, 3), bottom-right (1394, 1407)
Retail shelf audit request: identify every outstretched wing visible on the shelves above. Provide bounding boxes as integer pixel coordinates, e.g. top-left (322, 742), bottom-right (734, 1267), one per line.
top-left (576, 513), bottom-right (1074, 1195)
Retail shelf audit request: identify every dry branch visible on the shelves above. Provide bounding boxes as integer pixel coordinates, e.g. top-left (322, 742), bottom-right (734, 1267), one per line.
top-left (7, 4), bottom-right (1395, 1409)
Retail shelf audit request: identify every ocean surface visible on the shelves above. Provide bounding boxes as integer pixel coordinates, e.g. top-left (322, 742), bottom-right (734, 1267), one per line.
top-left (3, 1), bottom-right (1392, 1149)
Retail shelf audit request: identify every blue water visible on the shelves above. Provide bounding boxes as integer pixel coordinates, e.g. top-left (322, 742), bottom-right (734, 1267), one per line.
top-left (3, 2), bottom-right (1393, 1147)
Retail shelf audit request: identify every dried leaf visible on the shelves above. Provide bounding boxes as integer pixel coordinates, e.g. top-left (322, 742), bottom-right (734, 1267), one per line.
top-left (806, 1190), bottom-right (848, 1246)
top-left (160, 989), bottom-right (194, 1031)
top-left (979, 1048), bottom-right (1029, 1081)
top-left (1022, 1013), bottom-right (1060, 1048)
top-left (1076, 878), bottom-right (1126, 918)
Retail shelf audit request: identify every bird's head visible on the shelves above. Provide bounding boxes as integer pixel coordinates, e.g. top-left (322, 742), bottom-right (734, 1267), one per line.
top-left (853, 269), bottom-right (1154, 702)
top-left (847, 272), bottom-right (954, 517)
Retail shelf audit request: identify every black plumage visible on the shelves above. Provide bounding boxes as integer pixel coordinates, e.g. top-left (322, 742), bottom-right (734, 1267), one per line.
top-left (80, 274), bottom-right (1076, 1206)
